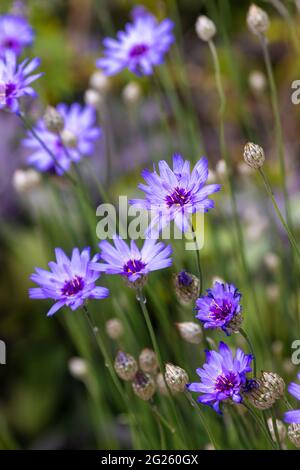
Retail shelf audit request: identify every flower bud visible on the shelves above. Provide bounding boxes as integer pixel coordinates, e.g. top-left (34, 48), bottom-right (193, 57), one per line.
top-left (84, 89), bottom-right (103, 108)
top-left (68, 357), bottom-right (88, 379)
top-left (132, 370), bottom-right (156, 401)
top-left (247, 4), bottom-right (270, 36)
top-left (114, 351), bottom-right (138, 381)
top-left (288, 423), bottom-right (300, 448)
top-left (176, 322), bottom-right (202, 344)
top-left (105, 318), bottom-right (124, 340)
top-left (165, 363), bottom-right (189, 393)
top-left (12, 169), bottom-right (41, 193)
top-left (139, 348), bottom-right (158, 374)
top-left (249, 70), bottom-right (266, 94)
top-left (267, 417), bottom-right (286, 444)
top-left (61, 129), bottom-right (78, 148)
top-left (89, 70), bottom-right (110, 94)
top-left (122, 81), bottom-right (141, 105)
top-left (243, 142), bottom-right (265, 169)
top-left (43, 106), bottom-right (65, 133)
top-left (245, 372), bottom-right (285, 410)
top-left (195, 15), bottom-right (216, 42)
top-left (156, 373), bottom-right (168, 396)
top-left (173, 271), bottom-right (200, 304)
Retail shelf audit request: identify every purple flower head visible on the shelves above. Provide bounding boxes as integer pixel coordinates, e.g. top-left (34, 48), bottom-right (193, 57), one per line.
top-left (97, 8), bottom-right (174, 76)
top-left (284, 373), bottom-right (300, 424)
top-left (92, 236), bottom-right (172, 283)
top-left (23, 103), bottom-right (101, 174)
top-left (187, 342), bottom-right (253, 414)
top-left (29, 247), bottom-right (109, 316)
top-left (0, 51), bottom-right (42, 112)
top-left (0, 14), bottom-right (34, 57)
top-left (195, 282), bottom-right (242, 335)
top-left (129, 154), bottom-right (221, 236)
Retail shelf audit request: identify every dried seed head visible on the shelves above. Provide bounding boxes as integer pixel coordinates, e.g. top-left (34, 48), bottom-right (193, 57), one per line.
top-left (173, 271), bottom-right (200, 304)
top-left (139, 348), bottom-right (158, 374)
top-left (176, 322), bottom-right (202, 344)
top-left (89, 70), bottom-right (110, 94)
top-left (44, 106), bottom-right (65, 133)
top-left (249, 70), bottom-right (266, 94)
top-left (195, 15), bottom-right (216, 42)
top-left (243, 142), bottom-right (265, 169)
top-left (226, 312), bottom-right (244, 334)
top-left (84, 89), bottom-right (103, 108)
top-left (245, 372), bottom-right (285, 409)
top-left (114, 351), bottom-right (138, 381)
top-left (12, 169), bottom-right (41, 193)
top-left (165, 363), bottom-right (189, 393)
top-left (247, 4), bottom-right (270, 36)
top-left (132, 370), bottom-right (156, 401)
top-left (61, 129), bottom-right (78, 148)
top-left (122, 81), bottom-right (142, 105)
top-left (288, 423), bottom-right (300, 448)
top-left (267, 417), bottom-right (286, 444)
top-left (156, 373), bottom-right (169, 396)
top-left (68, 357), bottom-right (88, 379)
top-left (124, 274), bottom-right (148, 290)
top-left (105, 318), bottom-right (124, 340)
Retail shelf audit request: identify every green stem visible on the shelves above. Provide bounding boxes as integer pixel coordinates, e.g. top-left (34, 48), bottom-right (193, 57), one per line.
top-left (243, 403), bottom-right (276, 449)
top-left (239, 328), bottom-right (257, 377)
top-left (191, 222), bottom-right (203, 295)
top-left (270, 407), bottom-right (282, 450)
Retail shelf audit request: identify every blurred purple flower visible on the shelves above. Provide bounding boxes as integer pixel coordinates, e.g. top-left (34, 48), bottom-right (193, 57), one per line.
top-left (0, 14), bottom-right (34, 57)
top-left (29, 247), bottom-right (109, 316)
top-left (93, 236), bottom-right (172, 282)
top-left (23, 103), bottom-right (101, 174)
top-left (0, 51), bottom-right (42, 112)
top-left (129, 153), bottom-right (221, 235)
top-left (195, 281), bottom-right (242, 335)
top-left (187, 342), bottom-right (253, 413)
top-left (97, 8), bottom-right (174, 76)
top-left (284, 373), bottom-right (300, 424)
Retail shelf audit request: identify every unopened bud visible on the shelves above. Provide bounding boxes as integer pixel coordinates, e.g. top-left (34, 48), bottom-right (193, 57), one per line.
top-left (156, 373), bottom-right (168, 396)
top-left (249, 70), bottom-right (266, 94)
top-left (68, 357), bottom-right (88, 379)
top-left (267, 417), bottom-right (286, 444)
top-left (245, 372), bottom-right (285, 410)
top-left (89, 70), bottom-right (110, 94)
top-left (176, 322), bottom-right (202, 344)
top-left (114, 351), bottom-right (138, 381)
top-left (195, 15), bottom-right (216, 42)
top-left (132, 370), bottom-right (156, 401)
top-left (105, 318), bottom-right (124, 340)
top-left (247, 4), bottom-right (270, 36)
top-left (165, 363), bottom-right (189, 393)
top-left (84, 89), bottom-right (103, 108)
top-left (43, 106), bottom-right (65, 133)
top-left (122, 82), bottom-right (141, 105)
top-left (288, 423), bottom-right (300, 448)
top-left (12, 168), bottom-right (41, 193)
top-left (243, 142), bottom-right (265, 169)
top-left (173, 271), bottom-right (200, 304)
top-left (61, 129), bottom-right (78, 148)
top-left (139, 348), bottom-right (158, 374)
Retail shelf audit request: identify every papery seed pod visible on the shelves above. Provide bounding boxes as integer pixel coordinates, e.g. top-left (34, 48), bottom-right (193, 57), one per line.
top-left (44, 106), bottom-right (65, 133)
top-left (176, 322), bottom-right (202, 345)
top-left (68, 357), bottom-right (88, 380)
top-left (247, 4), bottom-right (270, 36)
top-left (61, 129), bottom-right (78, 148)
top-left (84, 89), bottom-right (103, 108)
top-left (105, 318), bottom-right (124, 340)
top-left (12, 169), bottom-right (41, 193)
top-left (139, 348), bottom-right (158, 374)
top-left (243, 142), bottom-right (265, 169)
top-left (122, 81), bottom-right (141, 105)
top-left (165, 363), bottom-right (189, 393)
top-left (89, 70), bottom-right (110, 94)
top-left (287, 423), bottom-right (300, 448)
top-left (195, 15), bottom-right (216, 42)
top-left (156, 373), bottom-right (169, 396)
top-left (245, 372), bottom-right (285, 409)
top-left (267, 417), bottom-right (286, 444)
top-left (261, 371), bottom-right (285, 399)
top-left (132, 370), bottom-right (156, 401)
top-left (173, 271), bottom-right (200, 304)
top-left (227, 313), bottom-right (244, 334)
top-left (249, 70), bottom-right (266, 94)
top-left (124, 274), bottom-right (148, 290)
top-left (114, 351), bottom-right (138, 381)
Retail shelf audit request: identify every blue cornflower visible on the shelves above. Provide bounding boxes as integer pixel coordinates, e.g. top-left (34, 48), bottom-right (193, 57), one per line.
top-left (195, 281), bottom-right (242, 335)
top-left (0, 51), bottom-right (42, 112)
top-left (129, 153), bottom-right (221, 236)
top-left (0, 14), bottom-right (34, 57)
top-left (23, 103), bottom-right (101, 174)
top-left (187, 342), bottom-right (253, 413)
top-left (284, 373), bottom-right (300, 424)
top-left (29, 247), bottom-right (109, 317)
top-left (96, 7), bottom-right (174, 76)
top-left (92, 236), bottom-right (172, 283)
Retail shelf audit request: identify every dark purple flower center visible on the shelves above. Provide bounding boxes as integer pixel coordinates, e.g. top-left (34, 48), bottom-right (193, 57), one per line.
top-left (178, 271), bottom-right (193, 286)
top-left (165, 187), bottom-right (191, 208)
top-left (215, 372), bottom-right (239, 394)
top-left (5, 82), bottom-right (17, 98)
top-left (209, 299), bottom-right (233, 321)
top-left (129, 43), bottom-right (149, 58)
top-left (123, 258), bottom-right (146, 276)
top-left (3, 37), bottom-right (19, 51)
top-left (61, 275), bottom-right (84, 296)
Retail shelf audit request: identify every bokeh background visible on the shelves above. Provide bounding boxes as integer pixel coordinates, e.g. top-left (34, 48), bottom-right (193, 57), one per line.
top-left (1, 0), bottom-right (300, 449)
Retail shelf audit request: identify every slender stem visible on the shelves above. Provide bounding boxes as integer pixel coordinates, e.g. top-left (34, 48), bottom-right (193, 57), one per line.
top-left (270, 407), bottom-right (282, 450)
top-left (191, 222), bottom-right (203, 294)
top-left (243, 403), bottom-right (276, 449)
top-left (149, 401), bottom-right (175, 435)
top-left (259, 168), bottom-right (300, 260)
top-left (239, 328), bottom-right (257, 377)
